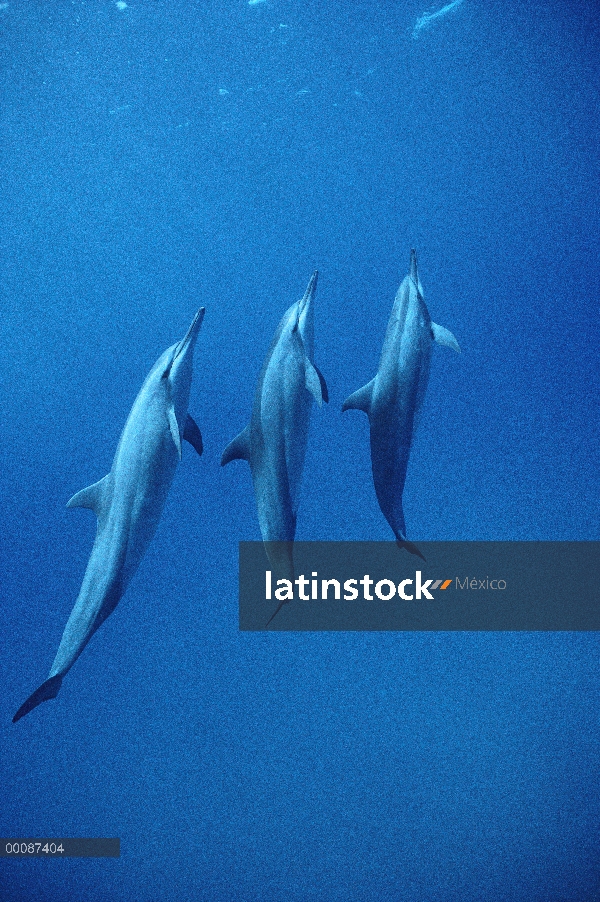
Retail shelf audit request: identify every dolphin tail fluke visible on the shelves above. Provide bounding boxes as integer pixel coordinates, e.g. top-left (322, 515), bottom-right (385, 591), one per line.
top-left (396, 538), bottom-right (426, 562)
top-left (221, 426), bottom-right (251, 466)
top-left (431, 322), bottom-right (460, 353)
top-left (13, 674), bottom-right (63, 723)
top-left (342, 378), bottom-right (375, 415)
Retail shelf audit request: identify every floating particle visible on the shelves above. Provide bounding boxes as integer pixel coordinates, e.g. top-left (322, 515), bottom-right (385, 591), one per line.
top-left (413, 0), bottom-right (464, 37)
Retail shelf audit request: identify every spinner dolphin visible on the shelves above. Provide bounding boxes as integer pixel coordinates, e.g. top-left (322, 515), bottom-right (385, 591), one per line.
top-left (221, 273), bottom-right (328, 622)
top-left (13, 309), bottom-right (205, 722)
top-left (342, 250), bottom-right (459, 558)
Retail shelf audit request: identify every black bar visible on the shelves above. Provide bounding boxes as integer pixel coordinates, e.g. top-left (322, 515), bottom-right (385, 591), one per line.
top-left (0, 839), bottom-right (120, 857)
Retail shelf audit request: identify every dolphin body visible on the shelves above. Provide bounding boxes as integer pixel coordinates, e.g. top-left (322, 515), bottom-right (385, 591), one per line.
top-left (342, 251), bottom-right (459, 558)
top-left (13, 309), bottom-right (205, 723)
top-left (221, 273), bottom-right (328, 618)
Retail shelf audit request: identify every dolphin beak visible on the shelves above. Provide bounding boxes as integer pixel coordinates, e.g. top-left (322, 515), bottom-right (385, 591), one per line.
top-left (295, 270), bottom-right (318, 326)
top-left (409, 249), bottom-right (419, 284)
top-left (292, 271), bottom-right (318, 334)
top-left (300, 270), bottom-right (318, 314)
top-left (173, 307), bottom-right (205, 364)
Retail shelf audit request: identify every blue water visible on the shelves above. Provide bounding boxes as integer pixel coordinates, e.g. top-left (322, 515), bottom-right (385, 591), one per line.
top-left (2, 0), bottom-right (599, 899)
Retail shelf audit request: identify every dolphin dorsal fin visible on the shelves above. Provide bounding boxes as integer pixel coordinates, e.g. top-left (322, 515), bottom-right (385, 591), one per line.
top-left (342, 378), bottom-right (375, 416)
top-left (221, 425), bottom-right (251, 466)
top-left (305, 358), bottom-right (327, 406)
top-left (66, 474), bottom-right (111, 515)
top-left (431, 322), bottom-right (461, 352)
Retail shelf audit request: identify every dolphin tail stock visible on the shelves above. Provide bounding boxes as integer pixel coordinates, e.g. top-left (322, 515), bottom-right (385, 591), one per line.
top-left (342, 378), bottom-right (375, 416)
top-left (221, 426), bottom-right (251, 466)
top-left (264, 540), bottom-right (295, 626)
top-left (431, 322), bottom-right (460, 353)
top-left (13, 674), bottom-right (63, 723)
top-left (396, 538), bottom-right (426, 562)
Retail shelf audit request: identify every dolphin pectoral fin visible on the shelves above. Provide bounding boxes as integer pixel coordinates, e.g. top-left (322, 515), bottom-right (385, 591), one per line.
top-left (431, 322), bottom-right (461, 353)
top-left (12, 674), bottom-right (63, 723)
top-left (314, 364), bottom-right (329, 403)
top-left (342, 378), bottom-right (375, 415)
top-left (66, 475), bottom-right (110, 514)
top-left (305, 359), bottom-right (324, 406)
top-left (168, 405), bottom-right (182, 459)
top-left (396, 538), bottom-right (426, 562)
top-left (221, 426), bottom-right (251, 466)
top-left (183, 415), bottom-right (203, 457)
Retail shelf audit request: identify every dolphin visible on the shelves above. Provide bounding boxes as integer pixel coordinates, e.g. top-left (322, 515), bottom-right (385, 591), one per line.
top-left (221, 272), bottom-right (328, 622)
top-left (342, 250), bottom-right (459, 558)
top-left (13, 309), bottom-right (205, 723)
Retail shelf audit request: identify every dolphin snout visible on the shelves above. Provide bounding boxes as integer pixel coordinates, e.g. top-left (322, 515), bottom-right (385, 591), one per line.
top-left (173, 307), bottom-right (205, 365)
top-left (409, 249), bottom-right (419, 283)
top-left (182, 306), bottom-right (205, 349)
top-left (301, 270), bottom-right (318, 310)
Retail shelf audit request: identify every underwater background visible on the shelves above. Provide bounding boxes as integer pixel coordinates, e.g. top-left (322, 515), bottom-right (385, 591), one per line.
top-left (1, 0), bottom-right (599, 899)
